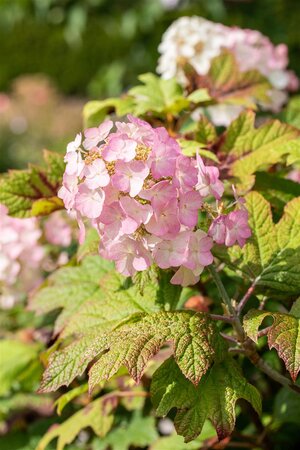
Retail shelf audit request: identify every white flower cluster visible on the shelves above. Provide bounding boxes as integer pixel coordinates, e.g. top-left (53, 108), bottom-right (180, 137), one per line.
top-left (157, 16), bottom-right (299, 125)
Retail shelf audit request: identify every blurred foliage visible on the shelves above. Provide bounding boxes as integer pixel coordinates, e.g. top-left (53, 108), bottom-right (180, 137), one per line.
top-left (0, 0), bottom-right (299, 98)
top-left (0, 75), bottom-right (84, 171)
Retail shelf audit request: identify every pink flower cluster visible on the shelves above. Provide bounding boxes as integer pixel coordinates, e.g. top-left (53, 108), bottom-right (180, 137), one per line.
top-left (0, 205), bottom-right (45, 307)
top-left (44, 211), bottom-right (73, 247)
top-left (59, 116), bottom-right (251, 286)
top-left (0, 205), bottom-right (44, 287)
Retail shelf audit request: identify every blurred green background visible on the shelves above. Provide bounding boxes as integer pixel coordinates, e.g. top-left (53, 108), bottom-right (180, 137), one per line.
top-left (0, 0), bottom-right (300, 171)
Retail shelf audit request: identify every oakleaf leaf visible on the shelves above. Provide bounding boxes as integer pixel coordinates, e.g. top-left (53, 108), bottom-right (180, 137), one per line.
top-left (216, 192), bottom-right (300, 296)
top-left (88, 311), bottom-right (222, 392)
top-left (83, 97), bottom-right (135, 128)
top-left (30, 255), bottom-right (171, 338)
top-left (254, 172), bottom-right (300, 216)
top-left (204, 51), bottom-right (271, 108)
top-left (219, 110), bottom-right (300, 189)
top-left (178, 138), bottom-right (219, 162)
top-left (151, 357), bottom-right (261, 442)
top-left (195, 116), bottom-right (217, 146)
top-left (244, 307), bottom-right (300, 381)
top-left (39, 310), bottom-right (223, 393)
top-left (128, 73), bottom-right (190, 116)
top-left (0, 150), bottom-right (64, 217)
top-left (36, 396), bottom-right (116, 450)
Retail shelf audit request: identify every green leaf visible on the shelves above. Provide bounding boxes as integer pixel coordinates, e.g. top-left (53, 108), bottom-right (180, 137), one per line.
top-left (94, 412), bottom-right (158, 450)
top-left (291, 298), bottom-right (300, 318)
top-left (88, 311), bottom-right (222, 393)
top-left (187, 89), bottom-right (211, 104)
top-left (30, 255), bottom-right (160, 337)
top-left (76, 227), bottom-right (100, 261)
top-left (254, 172), bottom-right (300, 215)
top-left (195, 116), bottom-right (217, 146)
top-left (282, 95), bottom-right (300, 129)
top-left (244, 308), bottom-right (300, 381)
top-left (274, 386), bottom-right (300, 425)
top-left (218, 192), bottom-right (300, 296)
top-left (37, 396), bottom-right (116, 450)
top-left (0, 150), bottom-right (64, 217)
top-left (178, 138), bottom-right (219, 162)
top-left (55, 383), bottom-right (88, 415)
top-left (0, 339), bottom-right (41, 396)
top-left (206, 51), bottom-right (271, 107)
top-left (133, 266), bottom-right (182, 311)
top-left (83, 97), bottom-right (135, 128)
top-left (128, 73), bottom-right (189, 116)
top-left (39, 310), bottom-right (222, 393)
top-left (219, 110), bottom-right (300, 189)
top-left (150, 422), bottom-right (216, 450)
top-left (151, 356), bottom-right (261, 442)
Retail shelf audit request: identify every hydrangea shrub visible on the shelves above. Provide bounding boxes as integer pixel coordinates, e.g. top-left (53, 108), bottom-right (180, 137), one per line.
top-left (0, 16), bottom-right (300, 450)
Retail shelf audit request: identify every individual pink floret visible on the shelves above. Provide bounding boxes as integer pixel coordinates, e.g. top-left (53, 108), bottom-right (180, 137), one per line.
top-left (183, 230), bottom-right (214, 271)
top-left (102, 135), bottom-right (137, 162)
top-left (153, 231), bottom-right (190, 269)
top-left (208, 215), bottom-right (227, 245)
top-left (58, 173), bottom-right (79, 211)
top-left (112, 160), bottom-right (149, 197)
top-left (83, 158), bottom-right (110, 189)
top-left (139, 180), bottom-right (177, 209)
top-left (145, 198), bottom-right (181, 238)
top-left (75, 183), bottom-right (105, 219)
top-left (99, 202), bottom-right (138, 237)
top-left (179, 191), bottom-right (202, 227)
top-left (83, 120), bottom-right (113, 150)
top-left (196, 153), bottom-right (224, 200)
top-left (119, 196), bottom-right (153, 227)
top-left (224, 210), bottom-right (251, 248)
top-left (174, 155), bottom-right (198, 191)
top-left (103, 235), bottom-right (152, 276)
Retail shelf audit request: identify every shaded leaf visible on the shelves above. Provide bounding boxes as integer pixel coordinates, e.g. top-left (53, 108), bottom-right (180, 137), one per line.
top-left (83, 97), bottom-right (135, 128)
top-left (77, 228), bottom-right (100, 261)
top-left (187, 89), bottom-right (211, 104)
top-left (151, 357), bottom-right (261, 442)
top-left (282, 95), bottom-right (300, 129)
top-left (150, 422), bottom-right (216, 450)
top-left (274, 386), bottom-right (300, 425)
top-left (95, 412), bottom-right (158, 450)
top-left (195, 116), bottom-right (217, 146)
top-left (0, 393), bottom-right (52, 421)
top-left (254, 172), bottom-right (300, 215)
